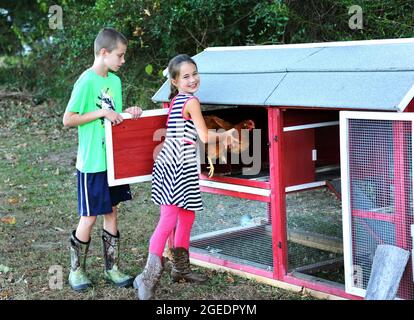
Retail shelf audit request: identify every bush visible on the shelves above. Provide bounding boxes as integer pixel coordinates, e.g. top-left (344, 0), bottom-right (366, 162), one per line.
top-left (1, 0), bottom-right (413, 110)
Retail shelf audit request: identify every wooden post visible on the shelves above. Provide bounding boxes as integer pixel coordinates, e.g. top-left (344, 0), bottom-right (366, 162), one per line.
top-left (268, 107), bottom-right (288, 279)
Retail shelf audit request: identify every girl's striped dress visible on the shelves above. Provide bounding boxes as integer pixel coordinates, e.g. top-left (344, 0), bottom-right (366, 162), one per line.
top-left (151, 93), bottom-right (204, 211)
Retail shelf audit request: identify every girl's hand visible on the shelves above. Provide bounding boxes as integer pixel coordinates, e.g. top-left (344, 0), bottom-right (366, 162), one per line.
top-left (224, 128), bottom-right (239, 149)
top-left (125, 106), bottom-right (143, 119)
top-left (104, 109), bottom-right (124, 126)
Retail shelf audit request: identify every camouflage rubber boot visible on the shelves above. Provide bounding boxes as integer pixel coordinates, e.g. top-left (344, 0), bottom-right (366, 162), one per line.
top-left (171, 247), bottom-right (207, 283)
top-left (133, 253), bottom-right (163, 300)
top-left (68, 230), bottom-right (92, 291)
top-left (102, 229), bottom-right (134, 288)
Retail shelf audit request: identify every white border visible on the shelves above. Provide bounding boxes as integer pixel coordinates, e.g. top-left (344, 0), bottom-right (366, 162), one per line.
top-left (105, 109), bottom-right (169, 187)
top-left (285, 181), bottom-right (326, 193)
top-left (283, 121), bottom-right (339, 132)
top-left (199, 180), bottom-right (271, 197)
top-left (340, 111), bottom-right (414, 121)
top-left (340, 111), bottom-right (356, 296)
top-left (340, 110), bottom-right (414, 297)
top-left (206, 38), bottom-right (414, 51)
top-left (316, 164), bottom-right (340, 173)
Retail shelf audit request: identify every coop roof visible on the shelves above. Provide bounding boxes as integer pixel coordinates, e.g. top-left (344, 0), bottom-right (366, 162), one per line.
top-left (152, 38), bottom-right (414, 112)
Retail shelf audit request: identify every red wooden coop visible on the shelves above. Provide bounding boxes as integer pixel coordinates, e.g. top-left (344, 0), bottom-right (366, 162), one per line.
top-left (106, 39), bottom-right (414, 299)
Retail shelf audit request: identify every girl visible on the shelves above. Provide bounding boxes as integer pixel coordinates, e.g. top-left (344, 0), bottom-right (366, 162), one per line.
top-left (133, 54), bottom-right (237, 300)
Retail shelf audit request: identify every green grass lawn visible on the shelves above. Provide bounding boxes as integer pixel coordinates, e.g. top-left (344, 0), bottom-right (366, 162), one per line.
top-left (0, 98), bottom-right (312, 300)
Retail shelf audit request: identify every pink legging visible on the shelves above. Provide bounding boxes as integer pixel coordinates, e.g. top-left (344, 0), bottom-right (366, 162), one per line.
top-left (149, 205), bottom-right (195, 257)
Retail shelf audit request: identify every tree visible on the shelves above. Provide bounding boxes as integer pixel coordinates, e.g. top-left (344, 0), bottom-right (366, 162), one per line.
top-left (1, 0), bottom-right (412, 107)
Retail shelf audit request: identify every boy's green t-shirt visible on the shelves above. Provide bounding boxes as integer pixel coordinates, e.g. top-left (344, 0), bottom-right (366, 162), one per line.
top-left (66, 69), bottom-right (123, 173)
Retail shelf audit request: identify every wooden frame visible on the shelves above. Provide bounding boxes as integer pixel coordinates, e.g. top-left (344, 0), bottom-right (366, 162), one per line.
top-left (186, 106), bottom-right (360, 300)
top-left (105, 105), bottom-right (401, 300)
top-left (340, 111), bottom-right (414, 297)
top-left (105, 109), bottom-right (168, 186)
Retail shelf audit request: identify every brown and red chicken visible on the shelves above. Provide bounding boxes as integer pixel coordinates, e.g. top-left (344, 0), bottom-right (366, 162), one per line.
top-left (203, 115), bottom-right (255, 177)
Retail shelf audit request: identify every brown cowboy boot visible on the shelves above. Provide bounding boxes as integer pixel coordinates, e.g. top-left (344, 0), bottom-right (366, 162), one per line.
top-left (133, 253), bottom-right (164, 300)
top-left (102, 229), bottom-right (134, 288)
top-left (171, 247), bottom-right (207, 283)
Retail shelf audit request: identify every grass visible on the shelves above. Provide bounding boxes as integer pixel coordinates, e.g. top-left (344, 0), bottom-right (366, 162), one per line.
top-left (0, 96), bottom-right (313, 300)
top-left (286, 188), bottom-right (343, 238)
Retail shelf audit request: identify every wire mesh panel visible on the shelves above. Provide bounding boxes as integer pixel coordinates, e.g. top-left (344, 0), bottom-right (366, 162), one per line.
top-left (190, 192), bottom-right (273, 271)
top-left (341, 112), bottom-right (414, 299)
top-left (286, 188), bottom-right (344, 283)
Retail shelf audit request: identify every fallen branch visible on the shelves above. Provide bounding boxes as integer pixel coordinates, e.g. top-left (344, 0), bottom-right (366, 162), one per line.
top-left (0, 89), bottom-right (34, 102)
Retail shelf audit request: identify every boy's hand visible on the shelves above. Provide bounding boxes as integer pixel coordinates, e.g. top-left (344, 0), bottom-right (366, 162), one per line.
top-left (104, 109), bottom-right (124, 126)
top-left (124, 106), bottom-right (143, 119)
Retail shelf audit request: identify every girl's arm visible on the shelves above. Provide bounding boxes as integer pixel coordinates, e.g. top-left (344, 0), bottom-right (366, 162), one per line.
top-left (63, 109), bottom-right (124, 127)
top-left (184, 98), bottom-right (236, 144)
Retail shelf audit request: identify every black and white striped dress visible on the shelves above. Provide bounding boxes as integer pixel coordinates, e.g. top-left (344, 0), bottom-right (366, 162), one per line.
top-left (151, 93), bottom-right (203, 211)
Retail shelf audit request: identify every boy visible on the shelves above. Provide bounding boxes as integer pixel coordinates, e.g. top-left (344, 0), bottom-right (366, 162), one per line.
top-left (63, 27), bottom-right (142, 291)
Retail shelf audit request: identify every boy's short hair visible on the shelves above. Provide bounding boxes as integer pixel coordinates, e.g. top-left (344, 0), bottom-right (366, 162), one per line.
top-left (94, 27), bottom-right (128, 56)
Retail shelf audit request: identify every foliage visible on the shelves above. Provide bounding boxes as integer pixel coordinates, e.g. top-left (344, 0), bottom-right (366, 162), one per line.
top-left (283, 0), bottom-right (414, 43)
top-left (0, 0), bottom-right (413, 109)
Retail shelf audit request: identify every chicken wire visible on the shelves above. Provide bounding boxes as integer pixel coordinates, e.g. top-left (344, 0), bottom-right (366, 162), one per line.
top-left (286, 187), bottom-right (344, 283)
top-left (347, 118), bottom-right (414, 299)
top-left (190, 193), bottom-right (273, 271)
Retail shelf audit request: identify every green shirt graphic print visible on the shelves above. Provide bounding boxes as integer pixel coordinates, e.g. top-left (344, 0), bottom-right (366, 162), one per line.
top-left (66, 69), bottom-right (123, 173)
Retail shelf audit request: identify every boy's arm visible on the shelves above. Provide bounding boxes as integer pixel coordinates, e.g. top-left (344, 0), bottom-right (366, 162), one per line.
top-left (63, 109), bottom-right (124, 127)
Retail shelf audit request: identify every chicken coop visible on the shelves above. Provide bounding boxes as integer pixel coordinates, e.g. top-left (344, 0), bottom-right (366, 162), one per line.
top-left (106, 38), bottom-right (414, 299)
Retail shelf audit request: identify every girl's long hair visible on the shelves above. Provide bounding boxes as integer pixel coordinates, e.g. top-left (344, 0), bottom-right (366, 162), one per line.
top-left (168, 54), bottom-right (197, 100)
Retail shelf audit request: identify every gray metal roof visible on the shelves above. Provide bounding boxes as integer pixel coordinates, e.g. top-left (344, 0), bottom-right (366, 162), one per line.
top-left (152, 39), bottom-right (414, 111)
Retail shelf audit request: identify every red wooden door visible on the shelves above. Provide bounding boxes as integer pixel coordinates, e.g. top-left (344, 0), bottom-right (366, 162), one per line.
top-left (283, 129), bottom-right (315, 187)
top-left (105, 109), bottom-right (168, 186)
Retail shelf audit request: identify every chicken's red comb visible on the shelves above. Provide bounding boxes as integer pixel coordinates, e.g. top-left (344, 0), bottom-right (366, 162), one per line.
top-left (246, 120), bottom-right (255, 130)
